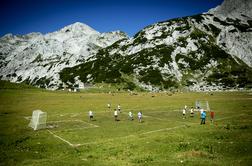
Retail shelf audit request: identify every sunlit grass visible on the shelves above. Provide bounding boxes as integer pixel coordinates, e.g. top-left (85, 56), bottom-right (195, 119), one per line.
top-left (0, 86), bottom-right (252, 165)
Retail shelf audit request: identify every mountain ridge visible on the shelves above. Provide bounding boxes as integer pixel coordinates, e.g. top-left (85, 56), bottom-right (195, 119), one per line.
top-left (1, 0), bottom-right (252, 91)
top-left (59, 0), bottom-right (252, 91)
top-left (0, 22), bottom-right (128, 89)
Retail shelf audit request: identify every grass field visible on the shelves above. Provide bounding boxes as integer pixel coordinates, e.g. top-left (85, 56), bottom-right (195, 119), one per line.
top-left (0, 86), bottom-right (252, 165)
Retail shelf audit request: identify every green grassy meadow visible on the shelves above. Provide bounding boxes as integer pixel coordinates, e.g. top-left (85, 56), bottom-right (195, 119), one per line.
top-left (0, 84), bottom-right (252, 165)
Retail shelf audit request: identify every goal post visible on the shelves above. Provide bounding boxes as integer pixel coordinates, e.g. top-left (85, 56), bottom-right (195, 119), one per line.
top-left (195, 100), bottom-right (210, 111)
top-left (29, 110), bottom-right (47, 130)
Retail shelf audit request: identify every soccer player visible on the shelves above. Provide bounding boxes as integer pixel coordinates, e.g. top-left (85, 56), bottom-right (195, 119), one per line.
top-left (107, 103), bottom-right (111, 111)
top-left (200, 110), bottom-right (206, 125)
top-left (199, 108), bottom-right (204, 117)
top-left (182, 108), bottom-right (186, 119)
top-left (88, 110), bottom-right (93, 121)
top-left (210, 110), bottom-right (215, 123)
top-left (128, 111), bottom-right (133, 121)
top-left (190, 107), bottom-right (194, 117)
top-left (117, 104), bottom-right (121, 113)
top-left (114, 109), bottom-right (118, 121)
top-left (138, 111), bottom-right (142, 123)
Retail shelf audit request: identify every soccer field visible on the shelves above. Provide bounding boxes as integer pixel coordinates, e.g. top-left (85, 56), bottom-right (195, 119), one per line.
top-left (0, 88), bottom-right (252, 165)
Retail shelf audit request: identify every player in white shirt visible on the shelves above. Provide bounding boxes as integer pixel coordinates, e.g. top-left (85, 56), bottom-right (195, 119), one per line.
top-left (128, 111), bottom-right (133, 121)
top-left (138, 111), bottom-right (142, 123)
top-left (190, 107), bottom-right (194, 117)
top-left (114, 109), bottom-right (118, 121)
top-left (107, 103), bottom-right (111, 111)
top-left (117, 104), bottom-right (121, 113)
top-left (199, 108), bottom-right (204, 117)
top-left (200, 108), bottom-right (204, 114)
top-left (182, 109), bottom-right (186, 119)
top-left (88, 110), bottom-right (93, 121)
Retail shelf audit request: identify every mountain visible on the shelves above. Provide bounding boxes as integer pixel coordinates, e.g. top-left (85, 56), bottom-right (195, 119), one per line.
top-left (0, 22), bottom-right (128, 89)
top-left (59, 0), bottom-right (252, 91)
top-left (207, 0), bottom-right (252, 66)
top-left (1, 0), bottom-right (252, 91)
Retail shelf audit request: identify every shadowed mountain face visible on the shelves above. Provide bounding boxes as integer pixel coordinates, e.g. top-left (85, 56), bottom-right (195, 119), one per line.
top-left (1, 0), bottom-right (252, 91)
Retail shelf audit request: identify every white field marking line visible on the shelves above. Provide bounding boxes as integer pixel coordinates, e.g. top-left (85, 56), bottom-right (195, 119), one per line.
top-left (23, 112), bottom-right (83, 120)
top-left (73, 134), bottom-right (136, 147)
top-left (47, 119), bottom-right (100, 146)
top-left (47, 119), bottom-right (84, 123)
top-left (75, 125), bottom-right (187, 147)
top-left (24, 117), bottom-right (99, 128)
top-left (47, 119), bottom-right (100, 129)
top-left (47, 129), bottom-right (74, 147)
top-left (25, 116), bottom-right (99, 130)
top-left (24, 116), bottom-right (31, 120)
top-left (139, 125), bottom-right (186, 135)
top-left (81, 120), bottom-right (99, 127)
top-left (53, 126), bottom-right (99, 133)
top-left (48, 113), bottom-right (247, 148)
top-left (47, 119), bottom-right (99, 126)
top-left (56, 113), bottom-right (83, 117)
top-left (47, 120), bottom-right (100, 146)
top-left (142, 114), bottom-right (165, 121)
top-left (26, 116), bottom-right (99, 128)
top-left (25, 112), bottom-right (82, 117)
top-left (24, 114), bottom-right (99, 127)
top-left (74, 113), bottom-right (247, 147)
top-left (51, 113), bottom-right (84, 118)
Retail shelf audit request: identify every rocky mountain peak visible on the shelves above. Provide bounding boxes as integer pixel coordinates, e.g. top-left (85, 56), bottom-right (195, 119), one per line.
top-left (208, 0), bottom-right (252, 20)
top-left (59, 22), bottom-right (99, 35)
top-left (0, 22), bottom-right (128, 89)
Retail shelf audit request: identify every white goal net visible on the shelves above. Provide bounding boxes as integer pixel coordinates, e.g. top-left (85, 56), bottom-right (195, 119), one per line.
top-left (195, 100), bottom-right (210, 111)
top-left (29, 110), bottom-right (47, 130)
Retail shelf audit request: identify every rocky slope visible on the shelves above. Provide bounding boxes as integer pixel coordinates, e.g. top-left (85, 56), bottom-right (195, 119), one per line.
top-left (0, 22), bottom-right (128, 89)
top-left (1, 0), bottom-right (252, 91)
top-left (60, 0), bottom-right (252, 91)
